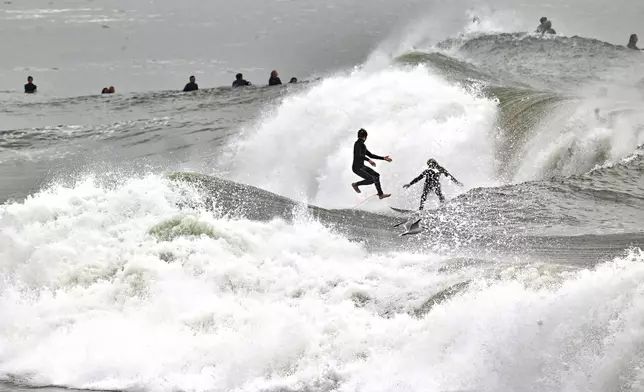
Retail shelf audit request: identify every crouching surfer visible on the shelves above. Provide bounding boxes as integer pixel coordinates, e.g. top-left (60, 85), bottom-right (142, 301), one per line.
top-left (351, 128), bottom-right (392, 199)
top-left (403, 158), bottom-right (462, 210)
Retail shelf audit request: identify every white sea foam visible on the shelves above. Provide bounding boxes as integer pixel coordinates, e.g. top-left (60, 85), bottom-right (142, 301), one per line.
top-left (0, 176), bottom-right (643, 391)
top-left (227, 65), bottom-right (499, 211)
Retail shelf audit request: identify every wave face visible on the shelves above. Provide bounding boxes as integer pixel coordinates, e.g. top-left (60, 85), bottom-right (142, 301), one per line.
top-left (2, 15), bottom-right (644, 392)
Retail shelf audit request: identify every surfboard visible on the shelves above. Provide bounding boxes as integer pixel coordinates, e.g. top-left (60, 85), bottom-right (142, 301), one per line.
top-left (390, 207), bottom-right (414, 214)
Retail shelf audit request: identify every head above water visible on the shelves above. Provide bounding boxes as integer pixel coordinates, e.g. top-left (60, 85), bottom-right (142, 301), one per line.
top-left (101, 87), bottom-right (109, 94)
top-left (427, 158), bottom-right (438, 167)
top-left (27, 76), bottom-right (33, 83)
top-left (236, 73), bottom-right (243, 80)
top-left (189, 75), bottom-right (196, 83)
top-left (630, 34), bottom-right (638, 44)
top-left (540, 17), bottom-right (547, 24)
top-left (289, 77), bottom-right (297, 83)
top-left (271, 70), bottom-right (279, 78)
top-left (108, 86), bottom-right (115, 93)
top-left (357, 128), bottom-right (368, 140)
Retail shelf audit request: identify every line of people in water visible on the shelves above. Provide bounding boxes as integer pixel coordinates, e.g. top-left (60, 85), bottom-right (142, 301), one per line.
top-left (21, 20), bottom-right (643, 95)
top-left (535, 16), bottom-right (642, 51)
top-left (183, 70), bottom-right (298, 92)
top-left (22, 71), bottom-right (297, 95)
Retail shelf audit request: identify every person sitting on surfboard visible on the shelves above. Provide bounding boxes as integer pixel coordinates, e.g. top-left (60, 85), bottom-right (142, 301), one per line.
top-left (403, 158), bottom-right (462, 210)
top-left (351, 128), bottom-right (392, 199)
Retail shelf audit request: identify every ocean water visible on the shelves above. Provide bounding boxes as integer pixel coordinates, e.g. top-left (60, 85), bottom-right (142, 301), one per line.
top-left (2, 0), bottom-right (644, 391)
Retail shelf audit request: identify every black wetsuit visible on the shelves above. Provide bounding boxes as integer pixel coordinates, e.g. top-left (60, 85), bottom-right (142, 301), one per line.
top-left (628, 42), bottom-right (640, 50)
top-left (183, 82), bottom-right (198, 92)
top-left (24, 83), bottom-right (37, 94)
top-left (269, 77), bottom-right (282, 86)
top-left (232, 79), bottom-right (251, 87)
top-left (352, 138), bottom-right (384, 195)
top-left (408, 166), bottom-right (452, 210)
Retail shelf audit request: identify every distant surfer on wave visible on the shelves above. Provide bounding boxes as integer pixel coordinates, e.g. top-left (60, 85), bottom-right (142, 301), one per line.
top-left (351, 128), bottom-right (392, 199)
top-left (268, 70), bottom-right (282, 86)
top-left (403, 158), bottom-right (462, 210)
top-left (233, 73), bottom-right (251, 87)
top-left (627, 34), bottom-right (641, 50)
top-left (535, 17), bottom-right (556, 35)
top-left (24, 76), bottom-right (36, 94)
top-left (183, 75), bottom-right (198, 92)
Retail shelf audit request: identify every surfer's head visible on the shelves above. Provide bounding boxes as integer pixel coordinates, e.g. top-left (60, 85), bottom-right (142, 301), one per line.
top-left (629, 34), bottom-right (638, 45)
top-left (27, 76), bottom-right (33, 83)
top-left (539, 17), bottom-right (547, 24)
top-left (236, 73), bottom-right (243, 80)
top-left (271, 70), bottom-right (279, 78)
top-left (427, 158), bottom-right (437, 167)
top-left (357, 128), bottom-right (368, 140)
top-left (189, 75), bottom-right (196, 83)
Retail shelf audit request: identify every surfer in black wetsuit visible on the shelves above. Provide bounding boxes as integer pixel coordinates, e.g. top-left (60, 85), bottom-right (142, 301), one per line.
top-left (535, 17), bottom-right (548, 34)
top-left (24, 76), bottom-right (36, 94)
top-left (232, 73), bottom-right (251, 87)
top-left (183, 76), bottom-right (198, 92)
top-left (542, 20), bottom-right (556, 35)
top-left (403, 159), bottom-right (462, 210)
top-left (268, 70), bottom-right (282, 86)
top-left (628, 34), bottom-right (641, 50)
top-left (351, 128), bottom-right (392, 199)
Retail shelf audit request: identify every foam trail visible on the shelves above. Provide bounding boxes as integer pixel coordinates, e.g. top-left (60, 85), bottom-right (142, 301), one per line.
top-left (228, 66), bottom-right (499, 211)
top-left (1, 176), bottom-right (644, 391)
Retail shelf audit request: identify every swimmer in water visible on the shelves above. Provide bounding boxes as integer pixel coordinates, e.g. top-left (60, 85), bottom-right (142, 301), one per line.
top-left (268, 70), bottom-right (282, 86)
top-left (232, 73), bottom-right (251, 87)
top-left (535, 17), bottom-right (548, 34)
top-left (183, 75), bottom-right (198, 92)
top-left (24, 76), bottom-right (37, 94)
top-left (542, 20), bottom-right (556, 35)
top-left (628, 34), bottom-right (641, 50)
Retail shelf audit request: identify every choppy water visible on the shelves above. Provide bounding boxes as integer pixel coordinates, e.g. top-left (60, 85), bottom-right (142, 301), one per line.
top-left (2, 1), bottom-right (644, 391)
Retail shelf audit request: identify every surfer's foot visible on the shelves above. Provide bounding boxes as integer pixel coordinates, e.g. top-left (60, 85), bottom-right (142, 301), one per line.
top-left (352, 183), bottom-right (361, 193)
top-left (378, 193), bottom-right (391, 200)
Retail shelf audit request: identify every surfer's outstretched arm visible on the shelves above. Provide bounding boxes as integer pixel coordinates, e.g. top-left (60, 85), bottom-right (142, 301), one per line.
top-left (366, 149), bottom-right (392, 163)
top-left (365, 148), bottom-right (383, 160)
top-left (438, 165), bottom-right (463, 186)
top-left (403, 171), bottom-right (426, 188)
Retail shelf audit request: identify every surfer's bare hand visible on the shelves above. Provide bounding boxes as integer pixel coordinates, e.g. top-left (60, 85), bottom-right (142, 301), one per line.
top-left (383, 156), bottom-right (392, 162)
top-left (369, 160), bottom-right (376, 167)
top-left (403, 184), bottom-right (410, 189)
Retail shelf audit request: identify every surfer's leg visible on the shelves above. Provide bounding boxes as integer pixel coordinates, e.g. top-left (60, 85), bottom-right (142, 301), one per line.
top-left (364, 167), bottom-right (384, 195)
top-left (353, 167), bottom-right (375, 187)
top-left (357, 167), bottom-right (383, 195)
top-left (419, 187), bottom-right (430, 210)
top-left (435, 185), bottom-right (445, 203)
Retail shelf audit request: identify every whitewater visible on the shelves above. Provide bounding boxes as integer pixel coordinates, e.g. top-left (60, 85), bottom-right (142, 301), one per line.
top-left (2, 1), bottom-right (644, 392)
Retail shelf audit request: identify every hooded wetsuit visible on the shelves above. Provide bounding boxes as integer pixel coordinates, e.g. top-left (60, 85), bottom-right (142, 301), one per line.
top-left (408, 165), bottom-right (454, 209)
